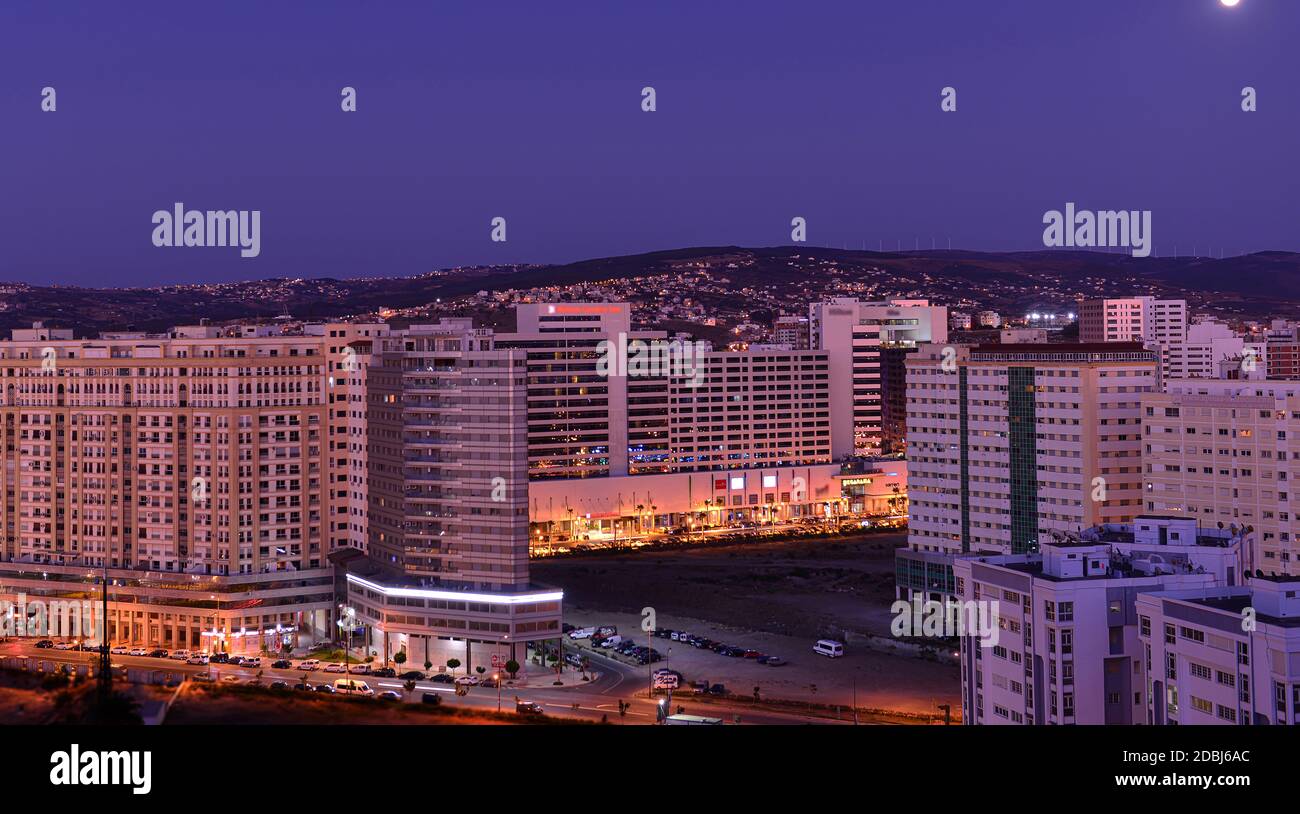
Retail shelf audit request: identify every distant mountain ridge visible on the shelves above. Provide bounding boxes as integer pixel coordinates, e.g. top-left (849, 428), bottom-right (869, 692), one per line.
top-left (1, 246), bottom-right (1296, 334)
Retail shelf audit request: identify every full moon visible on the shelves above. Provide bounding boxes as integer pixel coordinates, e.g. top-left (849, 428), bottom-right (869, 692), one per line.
top-left (1220, 0), bottom-right (1240, 7)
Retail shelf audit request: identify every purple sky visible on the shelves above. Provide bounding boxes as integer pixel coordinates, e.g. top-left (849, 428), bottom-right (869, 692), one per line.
top-left (0, 0), bottom-right (1295, 286)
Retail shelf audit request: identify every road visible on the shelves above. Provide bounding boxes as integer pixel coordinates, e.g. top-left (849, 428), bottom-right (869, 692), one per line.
top-left (0, 639), bottom-right (852, 725)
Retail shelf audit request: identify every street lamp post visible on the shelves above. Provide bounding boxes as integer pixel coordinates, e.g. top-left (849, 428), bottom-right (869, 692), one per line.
top-left (337, 605), bottom-right (358, 677)
top-left (495, 672), bottom-right (502, 713)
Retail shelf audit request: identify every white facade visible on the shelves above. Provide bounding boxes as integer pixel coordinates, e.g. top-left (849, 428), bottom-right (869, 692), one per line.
top-left (809, 297), bottom-right (948, 456)
top-left (1137, 576), bottom-right (1300, 725)
top-left (1079, 297), bottom-right (1188, 383)
top-left (954, 517), bottom-right (1241, 725)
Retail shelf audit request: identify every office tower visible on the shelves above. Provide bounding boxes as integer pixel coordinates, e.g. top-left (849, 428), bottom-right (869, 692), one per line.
top-left (955, 516), bottom-right (1241, 725)
top-left (809, 297), bottom-right (948, 457)
top-left (0, 322), bottom-right (356, 652)
top-left (1136, 575), bottom-right (1300, 725)
top-left (666, 347), bottom-right (832, 472)
top-left (1079, 296), bottom-right (1187, 382)
top-left (905, 342), bottom-right (1157, 557)
top-left (1141, 378), bottom-right (1300, 575)
top-left (346, 321), bottom-right (562, 670)
top-left (497, 302), bottom-right (669, 478)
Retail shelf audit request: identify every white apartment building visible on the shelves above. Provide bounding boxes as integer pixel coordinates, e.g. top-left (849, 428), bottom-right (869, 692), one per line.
top-left (955, 516), bottom-right (1241, 725)
top-left (1142, 378), bottom-right (1300, 575)
top-left (1166, 318), bottom-right (1248, 380)
top-left (1079, 296), bottom-right (1187, 383)
top-left (906, 342), bottom-right (1156, 557)
top-left (1137, 575), bottom-right (1300, 725)
top-left (809, 297), bottom-right (948, 456)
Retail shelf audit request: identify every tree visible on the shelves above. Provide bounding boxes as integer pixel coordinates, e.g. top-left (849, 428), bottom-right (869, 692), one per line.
top-left (446, 658), bottom-right (461, 675)
top-left (475, 665), bottom-right (486, 677)
top-left (424, 660), bottom-right (433, 673)
top-left (504, 659), bottom-right (520, 680)
top-left (394, 651), bottom-right (408, 670)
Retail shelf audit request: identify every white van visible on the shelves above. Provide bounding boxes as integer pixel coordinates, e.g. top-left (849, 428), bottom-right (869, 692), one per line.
top-left (813, 639), bottom-right (844, 658)
top-left (169, 649), bottom-right (192, 661)
top-left (333, 678), bottom-right (374, 696)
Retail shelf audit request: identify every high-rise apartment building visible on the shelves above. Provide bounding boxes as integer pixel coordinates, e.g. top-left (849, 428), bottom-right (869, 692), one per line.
top-left (0, 322), bottom-right (368, 652)
top-left (809, 297), bottom-right (948, 456)
top-left (1141, 378), bottom-right (1300, 575)
top-left (497, 303), bottom-right (669, 478)
top-left (771, 315), bottom-right (810, 349)
top-left (344, 321), bottom-right (562, 670)
top-left (666, 347), bottom-right (832, 472)
top-left (906, 343), bottom-right (1156, 556)
top-left (1079, 296), bottom-right (1187, 382)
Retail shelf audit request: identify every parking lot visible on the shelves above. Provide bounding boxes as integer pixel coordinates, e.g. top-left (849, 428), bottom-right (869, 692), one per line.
top-left (564, 609), bottom-right (957, 715)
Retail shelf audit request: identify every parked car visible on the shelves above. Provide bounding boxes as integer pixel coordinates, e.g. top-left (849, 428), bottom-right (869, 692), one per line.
top-left (350, 663), bottom-right (372, 675)
top-left (128, 647), bottom-right (148, 656)
top-left (34, 640), bottom-right (55, 649)
top-left (430, 673), bottom-right (455, 684)
top-left (241, 657), bottom-right (263, 669)
top-left (454, 675), bottom-right (479, 686)
top-left (323, 663), bottom-right (347, 673)
top-left (378, 690), bottom-right (402, 701)
top-left (371, 667), bottom-right (397, 678)
top-left (147, 649), bottom-right (168, 659)
top-left (169, 649), bottom-right (192, 661)
top-left (481, 678), bottom-right (499, 688)
top-left (421, 692), bottom-right (442, 705)
top-left (53, 641), bottom-right (75, 650)
top-left (707, 683), bottom-right (727, 696)
top-left (293, 683), bottom-right (314, 692)
top-left (209, 652), bottom-right (230, 664)
top-left (110, 645), bottom-right (129, 655)
top-left (315, 683), bottom-right (336, 693)
top-left (567, 627), bottom-right (596, 640)
top-left (269, 680), bottom-right (289, 691)
top-left (743, 650), bottom-right (763, 659)
top-left (399, 670), bottom-right (426, 681)
top-left (272, 660), bottom-right (292, 669)
top-left (187, 654), bottom-right (210, 665)
top-left (765, 656), bottom-right (787, 667)
top-left (297, 659), bottom-right (321, 671)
